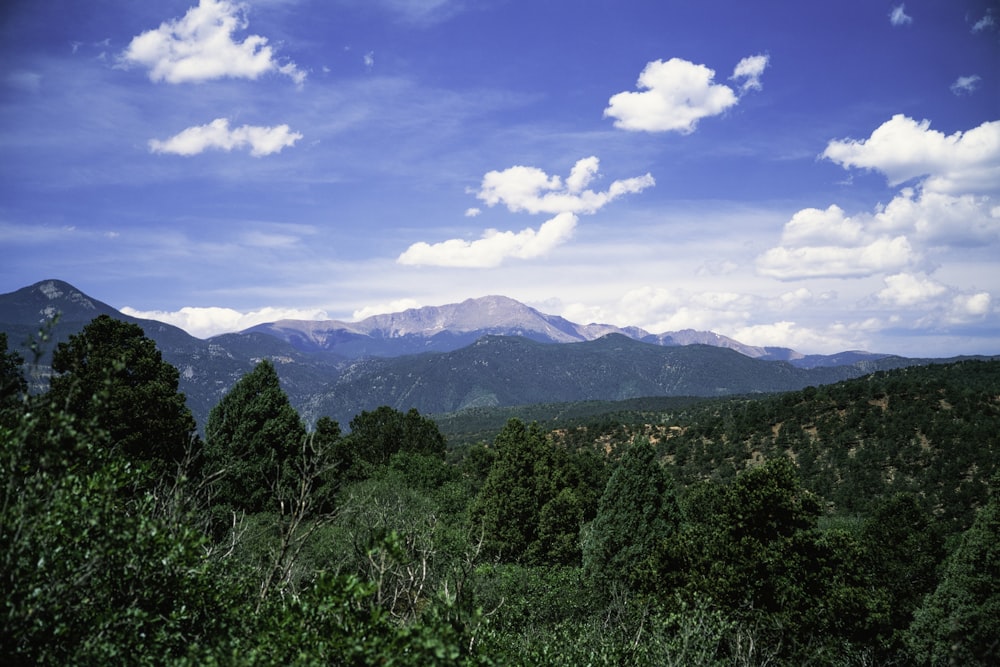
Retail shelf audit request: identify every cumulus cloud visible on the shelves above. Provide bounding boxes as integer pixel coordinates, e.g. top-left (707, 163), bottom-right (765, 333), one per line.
top-left (889, 4), bottom-right (913, 26)
top-left (149, 118), bottom-right (303, 156)
top-left (120, 305), bottom-right (329, 338)
top-left (464, 207), bottom-right (481, 217)
top-left (876, 272), bottom-right (947, 306)
top-left (399, 157), bottom-right (653, 268)
top-left (604, 58), bottom-right (742, 133)
top-left (731, 54), bottom-right (770, 92)
top-left (120, 0), bottom-right (305, 85)
top-left (759, 116), bottom-right (1000, 283)
top-left (475, 156), bottom-right (655, 214)
top-left (757, 236), bottom-right (918, 280)
top-left (822, 115), bottom-right (1000, 195)
top-left (397, 211), bottom-right (578, 268)
top-left (950, 75), bottom-right (981, 95)
top-left (732, 321), bottom-right (863, 354)
top-left (949, 292), bottom-right (992, 321)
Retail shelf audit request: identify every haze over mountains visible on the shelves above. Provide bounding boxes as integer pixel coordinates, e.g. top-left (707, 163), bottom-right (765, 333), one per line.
top-left (2, 279), bottom-right (987, 428)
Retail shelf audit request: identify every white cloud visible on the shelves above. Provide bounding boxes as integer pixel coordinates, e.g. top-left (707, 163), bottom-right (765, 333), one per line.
top-left (475, 156), bottom-right (655, 214)
top-left (353, 298), bottom-right (422, 320)
top-left (822, 115), bottom-right (1000, 195)
top-left (732, 321), bottom-right (863, 354)
top-left (604, 58), bottom-right (740, 133)
top-left (872, 190), bottom-right (1000, 246)
top-left (889, 4), bottom-right (913, 26)
top-left (364, 51), bottom-right (375, 69)
top-left (756, 235), bottom-right (918, 280)
top-left (120, 305), bottom-right (329, 338)
top-left (397, 211), bottom-right (578, 268)
top-left (731, 53), bottom-right (769, 92)
top-left (876, 272), bottom-right (947, 306)
top-left (950, 75), bottom-right (981, 95)
top-left (464, 207), bottom-right (481, 217)
top-left (120, 0), bottom-right (305, 85)
top-left (949, 292), bottom-right (992, 321)
top-left (149, 118), bottom-right (303, 156)
top-left (779, 205), bottom-right (864, 246)
top-left (972, 13), bottom-right (996, 32)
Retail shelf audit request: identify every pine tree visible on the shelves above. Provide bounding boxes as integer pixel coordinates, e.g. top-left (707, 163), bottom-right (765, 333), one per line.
top-left (203, 359), bottom-right (307, 515)
top-left (583, 438), bottom-right (681, 594)
top-left (46, 315), bottom-right (197, 480)
top-left (908, 482), bottom-right (1000, 665)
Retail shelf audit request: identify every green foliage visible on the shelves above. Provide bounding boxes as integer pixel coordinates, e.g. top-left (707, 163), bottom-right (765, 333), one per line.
top-left (472, 419), bottom-right (604, 565)
top-left (908, 483), bottom-right (1000, 665)
top-left (339, 406), bottom-right (447, 480)
top-left (46, 315), bottom-right (198, 481)
top-left (1, 382), bottom-right (232, 665)
top-left (583, 438), bottom-right (682, 594)
top-left (0, 332), bottom-right (27, 423)
top-left (204, 359), bottom-right (308, 516)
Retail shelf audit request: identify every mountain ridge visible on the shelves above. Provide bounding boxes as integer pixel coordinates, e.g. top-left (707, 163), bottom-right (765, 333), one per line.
top-left (3, 279), bottom-right (986, 430)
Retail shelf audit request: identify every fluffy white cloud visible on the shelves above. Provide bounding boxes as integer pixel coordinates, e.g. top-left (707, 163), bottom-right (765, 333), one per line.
top-left (731, 54), bottom-right (770, 92)
top-left (397, 212), bottom-right (578, 268)
top-left (822, 115), bottom-right (1000, 195)
top-left (475, 156), bottom-right (654, 214)
top-left (732, 321), bottom-right (863, 354)
top-left (756, 235), bottom-right (918, 280)
top-left (949, 292), bottom-right (992, 321)
top-left (779, 205), bottom-right (864, 246)
top-left (120, 305), bottom-right (329, 338)
top-left (149, 118), bottom-right (303, 156)
top-left (120, 0), bottom-right (305, 85)
top-left (889, 4), bottom-right (913, 26)
top-left (872, 190), bottom-right (1000, 246)
top-left (604, 58), bottom-right (739, 133)
top-left (876, 272), bottom-right (947, 306)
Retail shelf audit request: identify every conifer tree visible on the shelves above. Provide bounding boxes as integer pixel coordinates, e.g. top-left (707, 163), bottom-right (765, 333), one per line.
top-left (46, 315), bottom-right (197, 479)
top-left (204, 359), bottom-right (307, 515)
top-left (908, 482), bottom-right (1000, 665)
top-left (583, 438), bottom-right (681, 593)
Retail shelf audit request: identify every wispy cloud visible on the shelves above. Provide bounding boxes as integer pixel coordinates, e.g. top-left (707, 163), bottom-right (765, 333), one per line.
top-left (149, 118), bottom-right (303, 156)
top-left (731, 54), bottom-right (770, 93)
top-left (119, 0), bottom-right (305, 85)
top-left (889, 4), bottom-right (912, 27)
top-left (972, 13), bottom-right (996, 33)
top-left (950, 74), bottom-right (981, 95)
top-left (604, 55), bottom-right (766, 133)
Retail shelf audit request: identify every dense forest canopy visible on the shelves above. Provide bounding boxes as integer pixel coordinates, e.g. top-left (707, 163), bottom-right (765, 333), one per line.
top-left (2, 317), bottom-right (998, 665)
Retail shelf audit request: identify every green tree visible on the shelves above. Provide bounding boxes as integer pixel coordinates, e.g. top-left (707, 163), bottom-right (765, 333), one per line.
top-left (0, 379), bottom-right (232, 665)
top-left (583, 438), bottom-right (682, 594)
top-left (341, 406), bottom-right (447, 480)
top-left (46, 315), bottom-right (197, 480)
top-left (203, 359), bottom-right (307, 516)
top-left (0, 332), bottom-right (27, 428)
top-left (471, 419), bottom-right (550, 562)
top-left (908, 482), bottom-right (1000, 665)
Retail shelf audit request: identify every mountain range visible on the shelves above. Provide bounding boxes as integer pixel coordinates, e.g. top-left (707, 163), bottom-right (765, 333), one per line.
top-left (2, 279), bottom-right (988, 429)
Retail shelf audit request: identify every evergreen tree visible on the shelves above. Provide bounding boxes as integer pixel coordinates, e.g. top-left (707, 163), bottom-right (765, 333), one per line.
top-left (472, 419), bottom-right (550, 562)
top-left (203, 359), bottom-right (307, 516)
top-left (0, 332), bottom-right (27, 428)
top-left (908, 482), bottom-right (1000, 665)
top-left (341, 406), bottom-right (447, 479)
top-left (583, 438), bottom-right (681, 594)
top-left (46, 315), bottom-right (197, 480)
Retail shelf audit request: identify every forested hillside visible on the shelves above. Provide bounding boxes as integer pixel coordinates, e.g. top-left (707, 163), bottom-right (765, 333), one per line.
top-left (2, 321), bottom-right (997, 665)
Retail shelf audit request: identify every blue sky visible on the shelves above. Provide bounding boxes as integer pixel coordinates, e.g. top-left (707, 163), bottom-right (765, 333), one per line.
top-left (1, 0), bottom-right (998, 356)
